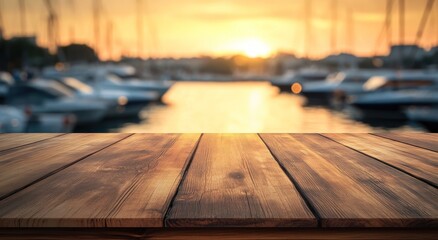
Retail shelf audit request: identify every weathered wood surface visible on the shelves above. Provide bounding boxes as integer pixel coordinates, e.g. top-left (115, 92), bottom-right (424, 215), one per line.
top-left (0, 133), bottom-right (436, 230)
top-left (0, 134), bottom-right (129, 200)
top-left (373, 133), bottom-right (438, 152)
top-left (0, 133), bottom-right (63, 152)
top-left (260, 134), bottom-right (438, 227)
top-left (1, 228), bottom-right (437, 240)
top-left (0, 134), bottom-right (200, 227)
top-left (324, 133), bottom-right (438, 186)
top-left (167, 134), bottom-right (316, 227)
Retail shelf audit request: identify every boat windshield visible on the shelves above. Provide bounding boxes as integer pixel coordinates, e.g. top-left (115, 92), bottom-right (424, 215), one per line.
top-left (106, 74), bottom-right (124, 84)
top-left (363, 77), bottom-right (387, 91)
top-left (63, 77), bottom-right (94, 94)
top-left (32, 80), bottom-right (76, 98)
top-left (327, 73), bottom-right (345, 83)
top-left (364, 76), bottom-right (436, 91)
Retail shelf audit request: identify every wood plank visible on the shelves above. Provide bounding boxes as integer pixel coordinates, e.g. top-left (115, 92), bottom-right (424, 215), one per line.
top-left (166, 134), bottom-right (316, 227)
top-left (373, 133), bottom-right (438, 152)
top-left (0, 134), bottom-right (200, 228)
top-left (324, 133), bottom-right (438, 186)
top-left (0, 133), bottom-right (129, 200)
top-left (1, 228), bottom-right (437, 240)
top-left (260, 134), bottom-right (438, 228)
top-left (0, 134), bottom-right (63, 152)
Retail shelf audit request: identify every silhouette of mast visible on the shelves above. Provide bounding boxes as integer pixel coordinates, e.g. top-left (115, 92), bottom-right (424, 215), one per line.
top-left (106, 20), bottom-right (113, 60)
top-left (19, 0), bottom-right (26, 35)
top-left (346, 8), bottom-right (354, 54)
top-left (93, 0), bottom-right (101, 58)
top-left (44, 0), bottom-right (58, 54)
top-left (331, 0), bottom-right (338, 53)
top-left (304, 0), bottom-right (312, 58)
top-left (68, 0), bottom-right (76, 43)
top-left (0, 0), bottom-right (4, 40)
top-left (137, 0), bottom-right (144, 59)
top-left (399, 0), bottom-right (405, 45)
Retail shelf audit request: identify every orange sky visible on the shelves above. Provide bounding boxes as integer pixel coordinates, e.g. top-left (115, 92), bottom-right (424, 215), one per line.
top-left (1, 0), bottom-right (438, 60)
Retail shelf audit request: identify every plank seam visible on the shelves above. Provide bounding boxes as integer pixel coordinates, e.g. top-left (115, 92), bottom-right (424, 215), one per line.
top-left (257, 133), bottom-right (322, 228)
top-left (163, 133), bottom-right (204, 227)
top-left (0, 134), bottom-right (67, 154)
top-left (370, 133), bottom-right (438, 153)
top-left (0, 134), bottom-right (134, 202)
top-left (319, 134), bottom-right (437, 189)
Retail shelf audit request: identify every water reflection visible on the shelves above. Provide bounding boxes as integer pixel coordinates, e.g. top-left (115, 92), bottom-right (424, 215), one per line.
top-left (108, 82), bottom-right (423, 133)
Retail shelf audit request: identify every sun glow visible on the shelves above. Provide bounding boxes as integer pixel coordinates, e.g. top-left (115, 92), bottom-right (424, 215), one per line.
top-left (235, 39), bottom-right (273, 58)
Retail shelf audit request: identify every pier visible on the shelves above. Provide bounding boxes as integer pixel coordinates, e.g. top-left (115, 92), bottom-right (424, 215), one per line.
top-left (0, 133), bottom-right (436, 238)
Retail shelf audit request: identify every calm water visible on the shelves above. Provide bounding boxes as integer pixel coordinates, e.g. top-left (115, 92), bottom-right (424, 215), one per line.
top-left (81, 82), bottom-right (424, 133)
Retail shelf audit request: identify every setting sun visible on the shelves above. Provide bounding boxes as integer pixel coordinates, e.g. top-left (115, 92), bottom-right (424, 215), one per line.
top-left (235, 39), bottom-right (273, 58)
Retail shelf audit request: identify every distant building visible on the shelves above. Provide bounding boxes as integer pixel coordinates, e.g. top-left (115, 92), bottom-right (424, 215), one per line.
top-left (387, 45), bottom-right (426, 61)
top-left (427, 46), bottom-right (438, 57)
top-left (321, 53), bottom-right (359, 69)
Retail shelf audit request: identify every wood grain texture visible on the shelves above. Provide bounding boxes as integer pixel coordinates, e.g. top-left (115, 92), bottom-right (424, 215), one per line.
top-left (0, 134), bottom-right (62, 152)
top-left (1, 228), bottom-right (437, 240)
top-left (373, 133), bottom-right (438, 152)
top-left (0, 133), bottom-right (129, 200)
top-left (324, 133), bottom-right (438, 186)
top-left (260, 134), bottom-right (438, 228)
top-left (0, 134), bottom-right (200, 228)
top-left (166, 134), bottom-right (316, 227)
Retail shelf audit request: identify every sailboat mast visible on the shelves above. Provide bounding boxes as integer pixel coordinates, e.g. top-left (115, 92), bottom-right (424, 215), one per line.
top-left (386, 0), bottom-right (393, 49)
top-left (93, 0), bottom-right (101, 58)
top-left (304, 0), bottom-right (312, 59)
top-left (137, 0), bottom-right (144, 59)
top-left (346, 8), bottom-right (354, 54)
top-left (0, 0), bottom-right (4, 40)
top-left (68, 0), bottom-right (76, 43)
top-left (331, 0), bottom-right (337, 53)
top-left (399, 0), bottom-right (405, 46)
top-left (106, 20), bottom-right (113, 60)
top-left (19, 0), bottom-right (26, 35)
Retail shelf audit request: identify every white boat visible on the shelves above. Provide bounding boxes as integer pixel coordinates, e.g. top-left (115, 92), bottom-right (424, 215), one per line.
top-left (271, 69), bottom-right (329, 92)
top-left (0, 72), bottom-right (14, 103)
top-left (0, 105), bottom-right (27, 133)
top-left (6, 80), bottom-right (108, 125)
top-left (49, 77), bottom-right (158, 117)
top-left (350, 73), bottom-right (438, 111)
top-left (26, 113), bottom-right (76, 133)
top-left (406, 108), bottom-right (438, 132)
top-left (298, 70), bottom-right (391, 105)
top-left (92, 73), bottom-right (170, 100)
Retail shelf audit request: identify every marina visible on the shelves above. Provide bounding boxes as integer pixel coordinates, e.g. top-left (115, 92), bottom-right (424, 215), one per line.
top-left (0, 133), bottom-right (436, 238)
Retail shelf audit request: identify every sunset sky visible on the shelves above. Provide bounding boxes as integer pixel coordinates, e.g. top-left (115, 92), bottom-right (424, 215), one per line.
top-left (1, 0), bottom-right (437, 60)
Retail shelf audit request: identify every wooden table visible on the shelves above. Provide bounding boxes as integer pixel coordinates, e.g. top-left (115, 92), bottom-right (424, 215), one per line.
top-left (0, 133), bottom-right (436, 239)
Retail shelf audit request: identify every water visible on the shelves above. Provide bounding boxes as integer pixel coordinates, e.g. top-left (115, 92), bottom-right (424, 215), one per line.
top-left (78, 81), bottom-right (424, 133)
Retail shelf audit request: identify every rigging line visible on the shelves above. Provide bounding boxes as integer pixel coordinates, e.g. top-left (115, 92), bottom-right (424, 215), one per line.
top-left (410, 0), bottom-right (435, 64)
top-left (407, 0), bottom-right (435, 67)
top-left (373, 0), bottom-right (394, 56)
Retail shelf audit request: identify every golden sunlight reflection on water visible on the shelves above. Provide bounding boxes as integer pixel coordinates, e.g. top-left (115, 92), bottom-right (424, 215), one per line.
top-left (119, 82), bottom-right (421, 133)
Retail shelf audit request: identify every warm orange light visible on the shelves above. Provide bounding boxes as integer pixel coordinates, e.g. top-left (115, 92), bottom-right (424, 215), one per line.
top-left (291, 83), bottom-right (302, 94)
top-left (233, 38), bottom-right (273, 58)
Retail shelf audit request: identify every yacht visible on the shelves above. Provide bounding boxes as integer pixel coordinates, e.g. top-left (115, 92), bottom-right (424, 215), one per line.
top-left (6, 80), bottom-right (108, 125)
top-left (350, 73), bottom-right (438, 111)
top-left (298, 70), bottom-right (390, 105)
top-left (0, 105), bottom-right (27, 133)
top-left (91, 73), bottom-right (170, 100)
top-left (0, 72), bottom-right (14, 103)
top-left (271, 69), bottom-right (329, 92)
top-left (52, 77), bottom-right (158, 118)
top-left (406, 107), bottom-right (438, 132)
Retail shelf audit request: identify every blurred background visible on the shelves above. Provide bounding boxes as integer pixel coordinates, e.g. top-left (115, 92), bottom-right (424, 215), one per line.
top-left (0, 0), bottom-right (437, 133)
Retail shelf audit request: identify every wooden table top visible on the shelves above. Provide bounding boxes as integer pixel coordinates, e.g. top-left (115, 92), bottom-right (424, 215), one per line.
top-left (0, 133), bottom-right (436, 229)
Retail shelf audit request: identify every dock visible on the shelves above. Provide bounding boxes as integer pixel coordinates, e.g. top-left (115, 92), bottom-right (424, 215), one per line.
top-left (0, 133), bottom-right (437, 239)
